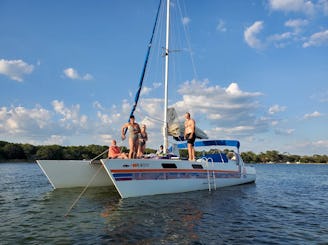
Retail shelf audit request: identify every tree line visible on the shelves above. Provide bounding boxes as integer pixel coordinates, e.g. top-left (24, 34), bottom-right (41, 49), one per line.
top-left (0, 141), bottom-right (327, 163)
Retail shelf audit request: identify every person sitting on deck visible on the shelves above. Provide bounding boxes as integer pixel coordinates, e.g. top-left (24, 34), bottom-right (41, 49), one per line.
top-left (108, 140), bottom-right (128, 159)
top-left (156, 145), bottom-right (164, 156)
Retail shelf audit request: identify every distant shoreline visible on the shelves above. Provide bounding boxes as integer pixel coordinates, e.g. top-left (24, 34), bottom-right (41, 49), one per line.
top-left (1, 140), bottom-right (327, 164)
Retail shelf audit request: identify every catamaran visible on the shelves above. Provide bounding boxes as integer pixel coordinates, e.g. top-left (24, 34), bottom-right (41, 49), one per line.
top-left (37, 0), bottom-right (256, 198)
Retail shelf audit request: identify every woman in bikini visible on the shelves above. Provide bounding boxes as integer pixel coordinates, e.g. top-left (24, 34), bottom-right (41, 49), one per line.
top-left (121, 115), bottom-right (141, 159)
top-left (137, 124), bottom-right (148, 158)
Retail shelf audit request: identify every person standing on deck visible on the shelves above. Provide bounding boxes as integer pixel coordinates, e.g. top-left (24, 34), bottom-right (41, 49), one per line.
top-left (137, 124), bottom-right (148, 158)
top-left (184, 112), bottom-right (196, 161)
top-left (121, 115), bottom-right (141, 159)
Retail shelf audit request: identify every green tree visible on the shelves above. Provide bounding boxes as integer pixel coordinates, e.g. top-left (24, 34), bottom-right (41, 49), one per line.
top-left (3, 143), bottom-right (25, 159)
top-left (21, 143), bottom-right (37, 160)
top-left (35, 145), bottom-right (63, 160)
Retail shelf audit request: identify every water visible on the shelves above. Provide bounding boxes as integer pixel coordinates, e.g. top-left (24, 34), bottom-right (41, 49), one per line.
top-left (1, 163), bottom-right (327, 244)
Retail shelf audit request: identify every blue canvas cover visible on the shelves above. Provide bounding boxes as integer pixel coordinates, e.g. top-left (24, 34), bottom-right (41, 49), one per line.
top-left (174, 140), bottom-right (240, 150)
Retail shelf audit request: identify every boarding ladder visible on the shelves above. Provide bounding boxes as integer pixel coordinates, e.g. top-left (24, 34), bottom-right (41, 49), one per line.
top-left (202, 157), bottom-right (217, 192)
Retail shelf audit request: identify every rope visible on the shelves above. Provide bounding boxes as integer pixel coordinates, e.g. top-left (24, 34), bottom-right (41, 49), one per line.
top-left (64, 164), bottom-right (104, 217)
top-left (90, 149), bottom-right (109, 162)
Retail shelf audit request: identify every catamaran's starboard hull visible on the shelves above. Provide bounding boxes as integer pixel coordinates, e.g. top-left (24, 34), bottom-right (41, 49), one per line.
top-left (36, 160), bottom-right (113, 189)
top-left (101, 158), bottom-right (256, 198)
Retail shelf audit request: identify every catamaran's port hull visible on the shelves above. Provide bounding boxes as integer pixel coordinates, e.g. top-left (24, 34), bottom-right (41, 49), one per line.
top-left (36, 160), bottom-right (113, 189)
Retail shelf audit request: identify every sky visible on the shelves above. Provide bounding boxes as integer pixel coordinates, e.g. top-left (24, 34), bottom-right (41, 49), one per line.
top-left (0, 0), bottom-right (327, 155)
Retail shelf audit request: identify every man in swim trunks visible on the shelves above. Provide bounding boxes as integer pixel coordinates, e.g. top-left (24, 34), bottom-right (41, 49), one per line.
top-left (184, 112), bottom-right (196, 161)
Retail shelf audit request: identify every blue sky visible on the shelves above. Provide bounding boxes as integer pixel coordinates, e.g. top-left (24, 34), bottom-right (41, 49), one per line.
top-left (0, 0), bottom-right (327, 155)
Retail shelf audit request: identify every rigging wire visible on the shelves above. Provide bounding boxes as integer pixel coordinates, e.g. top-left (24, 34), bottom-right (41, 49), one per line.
top-left (176, 0), bottom-right (198, 80)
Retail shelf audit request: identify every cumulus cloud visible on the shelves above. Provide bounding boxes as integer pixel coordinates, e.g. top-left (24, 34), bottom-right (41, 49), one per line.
top-left (63, 67), bottom-right (93, 80)
top-left (303, 29), bottom-right (328, 47)
top-left (268, 104), bottom-right (287, 114)
top-left (0, 102), bottom-right (104, 145)
top-left (268, 0), bottom-right (315, 15)
top-left (0, 105), bottom-right (51, 134)
top-left (244, 21), bottom-right (264, 49)
top-left (303, 111), bottom-right (322, 119)
top-left (245, 1), bottom-right (328, 50)
top-left (52, 100), bottom-right (88, 128)
top-left (169, 79), bottom-right (264, 138)
top-left (0, 59), bottom-right (34, 82)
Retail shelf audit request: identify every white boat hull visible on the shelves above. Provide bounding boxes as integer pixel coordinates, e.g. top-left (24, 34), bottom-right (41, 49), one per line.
top-left (101, 158), bottom-right (256, 198)
top-left (36, 160), bottom-right (113, 189)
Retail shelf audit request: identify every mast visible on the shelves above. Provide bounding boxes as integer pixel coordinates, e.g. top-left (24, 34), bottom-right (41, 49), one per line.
top-left (163, 0), bottom-right (170, 153)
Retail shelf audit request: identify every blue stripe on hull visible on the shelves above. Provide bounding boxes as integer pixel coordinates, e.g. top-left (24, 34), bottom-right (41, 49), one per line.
top-left (113, 172), bottom-right (241, 181)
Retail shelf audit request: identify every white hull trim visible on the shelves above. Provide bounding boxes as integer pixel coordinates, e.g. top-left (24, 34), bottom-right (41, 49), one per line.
top-left (36, 160), bottom-right (113, 189)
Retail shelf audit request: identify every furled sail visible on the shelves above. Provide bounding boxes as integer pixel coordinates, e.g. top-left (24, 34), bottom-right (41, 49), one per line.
top-left (167, 107), bottom-right (208, 141)
top-left (128, 1), bottom-right (162, 120)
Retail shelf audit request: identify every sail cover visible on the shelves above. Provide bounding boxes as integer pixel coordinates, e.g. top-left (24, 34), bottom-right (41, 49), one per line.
top-left (167, 107), bottom-right (208, 140)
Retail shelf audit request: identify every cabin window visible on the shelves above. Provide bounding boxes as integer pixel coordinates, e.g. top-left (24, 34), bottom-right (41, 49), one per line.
top-left (192, 164), bottom-right (203, 169)
top-left (161, 163), bottom-right (177, 168)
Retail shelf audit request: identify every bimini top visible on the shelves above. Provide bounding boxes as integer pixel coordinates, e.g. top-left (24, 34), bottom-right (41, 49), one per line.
top-left (174, 139), bottom-right (240, 149)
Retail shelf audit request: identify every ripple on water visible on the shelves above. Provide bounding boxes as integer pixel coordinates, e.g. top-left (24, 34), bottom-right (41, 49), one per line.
top-left (1, 163), bottom-right (328, 244)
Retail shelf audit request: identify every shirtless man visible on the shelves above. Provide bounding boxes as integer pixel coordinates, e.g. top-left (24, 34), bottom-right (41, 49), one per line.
top-left (184, 112), bottom-right (196, 161)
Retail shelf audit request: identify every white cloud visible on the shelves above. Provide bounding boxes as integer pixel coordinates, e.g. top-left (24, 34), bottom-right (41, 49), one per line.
top-left (0, 105), bottom-right (51, 136)
top-left (303, 29), bottom-right (328, 47)
top-left (285, 19), bottom-right (309, 33)
top-left (313, 139), bottom-right (328, 148)
top-left (171, 79), bottom-right (264, 138)
top-left (99, 134), bottom-right (114, 145)
top-left (274, 128), bottom-right (295, 135)
top-left (63, 67), bottom-right (93, 80)
top-left (141, 86), bottom-right (152, 96)
top-left (268, 0), bottom-right (315, 15)
top-left (182, 17), bottom-right (191, 25)
top-left (288, 139), bottom-right (328, 155)
top-left (319, 0), bottom-right (328, 15)
top-left (0, 102), bottom-right (107, 145)
top-left (93, 101), bottom-right (105, 111)
top-left (0, 59), bottom-right (34, 82)
top-left (44, 135), bottom-right (66, 145)
top-left (52, 100), bottom-right (88, 128)
top-left (303, 111), bottom-right (322, 119)
top-left (153, 82), bottom-right (162, 88)
top-left (216, 19), bottom-right (227, 32)
top-left (244, 21), bottom-right (264, 49)
top-left (268, 104), bottom-right (287, 114)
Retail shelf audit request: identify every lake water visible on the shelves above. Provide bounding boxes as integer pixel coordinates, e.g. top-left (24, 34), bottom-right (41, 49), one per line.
top-left (1, 163), bottom-right (327, 244)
